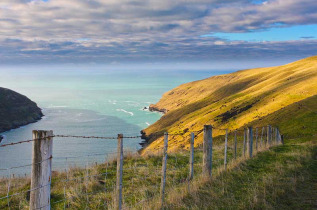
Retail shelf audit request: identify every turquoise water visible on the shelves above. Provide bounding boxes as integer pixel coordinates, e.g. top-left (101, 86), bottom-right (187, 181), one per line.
top-left (0, 66), bottom-right (228, 176)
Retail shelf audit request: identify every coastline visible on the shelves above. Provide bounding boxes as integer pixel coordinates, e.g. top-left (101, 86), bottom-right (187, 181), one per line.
top-left (0, 115), bottom-right (43, 134)
top-left (0, 87), bottom-right (44, 136)
top-left (148, 104), bottom-right (168, 114)
top-left (139, 104), bottom-right (167, 148)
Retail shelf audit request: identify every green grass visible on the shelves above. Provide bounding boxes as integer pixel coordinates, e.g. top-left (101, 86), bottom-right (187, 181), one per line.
top-left (0, 130), bottom-right (288, 209)
top-left (0, 96), bottom-right (315, 209)
top-left (164, 139), bottom-right (316, 210)
top-left (1, 57), bottom-right (316, 209)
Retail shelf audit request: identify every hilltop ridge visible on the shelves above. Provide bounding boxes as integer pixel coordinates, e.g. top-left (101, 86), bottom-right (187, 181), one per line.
top-left (141, 56), bottom-right (317, 154)
top-left (0, 88), bottom-right (43, 133)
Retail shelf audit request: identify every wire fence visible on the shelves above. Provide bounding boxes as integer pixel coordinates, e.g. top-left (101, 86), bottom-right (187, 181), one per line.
top-left (0, 124), bottom-right (283, 209)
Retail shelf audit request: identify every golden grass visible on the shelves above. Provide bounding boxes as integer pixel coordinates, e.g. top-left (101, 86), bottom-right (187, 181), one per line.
top-left (142, 56), bottom-right (317, 154)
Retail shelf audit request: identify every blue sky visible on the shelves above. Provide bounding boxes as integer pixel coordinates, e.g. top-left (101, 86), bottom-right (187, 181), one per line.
top-left (0, 0), bottom-right (316, 66)
top-left (202, 25), bottom-right (317, 42)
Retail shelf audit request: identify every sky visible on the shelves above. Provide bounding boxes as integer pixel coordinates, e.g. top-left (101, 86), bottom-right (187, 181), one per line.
top-left (0, 0), bottom-right (316, 67)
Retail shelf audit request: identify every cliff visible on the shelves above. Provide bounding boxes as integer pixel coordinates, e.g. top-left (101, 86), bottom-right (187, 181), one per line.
top-left (0, 88), bottom-right (43, 133)
top-left (141, 56), bottom-right (317, 154)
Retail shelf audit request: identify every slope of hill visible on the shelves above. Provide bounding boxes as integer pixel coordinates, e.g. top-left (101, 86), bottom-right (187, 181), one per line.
top-left (141, 56), bottom-right (317, 154)
top-left (0, 87), bottom-right (43, 133)
top-left (1, 93), bottom-right (315, 209)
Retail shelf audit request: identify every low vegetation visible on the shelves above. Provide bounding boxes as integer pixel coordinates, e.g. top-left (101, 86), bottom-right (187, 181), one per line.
top-left (0, 56), bottom-right (316, 209)
top-left (142, 56), bottom-right (317, 153)
top-left (0, 87), bottom-right (43, 133)
top-left (1, 126), bottom-right (315, 209)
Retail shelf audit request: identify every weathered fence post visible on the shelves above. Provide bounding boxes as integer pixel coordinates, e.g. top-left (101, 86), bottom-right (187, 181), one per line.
top-left (116, 134), bottom-right (123, 210)
top-left (160, 132), bottom-right (168, 207)
top-left (189, 132), bottom-right (194, 180)
top-left (261, 127), bottom-right (264, 148)
top-left (30, 130), bottom-right (53, 210)
top-left (271, 127), bottom-right (274, 144)
top-left (224, 129), bottom-right (228, 170)
top-left (203, 125), bottom-right (213, 177)
top-left (255, 127), bottom-right (258, 151)
top-left (243, 128), bottom-right (247, 157)
top-left (248, 127), bottom-right (253, 158)
top-left (276, 127), bottom-right (279, 144)
top-left (234, 130), bottom-right (237, 159)
top-left (267, 125), bottom-right (271, 146)
top-left (270, 126), bottom-right (273, 146)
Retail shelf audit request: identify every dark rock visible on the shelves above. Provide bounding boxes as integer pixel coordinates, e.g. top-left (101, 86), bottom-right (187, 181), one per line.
top-left (215, 99), bottom-right (259, 123)
top-left (0, 87), bottom-right (43, 133)
top-left (148, 104), bottom-right (168, 114)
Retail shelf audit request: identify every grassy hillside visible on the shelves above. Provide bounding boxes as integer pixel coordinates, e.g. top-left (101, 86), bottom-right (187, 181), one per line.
top-left (1, 95), bottom-right (315, 209)
top-left (158, 93), bottom-right (317, 209)
top-left (141, 56), bottom-right (317, 154)
top-left (0, 57), bottom-right (316, 209)
top-left (0, 88), bottom-right (43, 133)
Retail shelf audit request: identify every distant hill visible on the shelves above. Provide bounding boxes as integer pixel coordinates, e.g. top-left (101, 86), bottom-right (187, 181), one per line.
top-left (141, 56), bottom-right (317, 154)
top-left (0, 88), bottom-right (43, 134)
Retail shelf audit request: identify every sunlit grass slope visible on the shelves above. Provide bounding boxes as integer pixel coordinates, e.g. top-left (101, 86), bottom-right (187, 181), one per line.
top-left (141, 56), bottom-right (317, 154)
top-left (1, 92), bottom-right (315, 209)
top-left (154, 94), bottom-right (316, 209)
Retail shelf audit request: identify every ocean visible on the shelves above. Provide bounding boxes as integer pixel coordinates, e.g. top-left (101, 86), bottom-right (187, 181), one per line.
top-left (0, 65), bottom-right (229, 176)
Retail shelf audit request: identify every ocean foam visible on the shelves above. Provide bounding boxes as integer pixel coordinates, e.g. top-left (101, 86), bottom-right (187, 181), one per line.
top-left (116, 109), bottom-right (134, 116)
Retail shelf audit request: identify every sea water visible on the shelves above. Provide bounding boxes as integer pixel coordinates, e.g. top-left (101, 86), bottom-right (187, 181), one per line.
top-left (0, 65), bottom-right (228, 176)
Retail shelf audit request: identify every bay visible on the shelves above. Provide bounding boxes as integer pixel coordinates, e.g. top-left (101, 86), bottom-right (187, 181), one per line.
top-left (0, 65), bottom-right (230, 176)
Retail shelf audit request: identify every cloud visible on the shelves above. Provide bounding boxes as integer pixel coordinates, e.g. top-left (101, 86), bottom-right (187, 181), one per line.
top-left (0, 0), bottom-right (316, 63)
top-left (301, 36), bottom-right (315, 39)
top-left (203, 0), bottom-right (317, 32)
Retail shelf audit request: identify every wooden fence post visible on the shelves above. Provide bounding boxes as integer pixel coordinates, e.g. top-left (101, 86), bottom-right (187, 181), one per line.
top-left (281, 134), bottom-right (284, 145)
top-left (267, 125), bottom-right (271, 146)
top-left (255, 127), bottom-right (258, 151)
top-left (270, 126), bottom-right (273, 146)
top-left (189, 132), bottom-right (194, 180)
top-left (234, 130), bottom-right (237, 159)
top-left (248, 127), bottom-right (253, 158)
top-left (160, 132), bottom-right (168, 207)
top-left (260, 127), bottom-right (264, 148)
top-left (243, 128), bottom-right (247, 157)
top-left (116, 134), bottom-right (123, 210)
top-left (276, 127), bottom-right (279, 144)
top-left (30, 130), bottom-right (53, 210)
top-left (203, 125), bottom-right (213, 177)
top-left (224, 129), bottom-right (228, 170)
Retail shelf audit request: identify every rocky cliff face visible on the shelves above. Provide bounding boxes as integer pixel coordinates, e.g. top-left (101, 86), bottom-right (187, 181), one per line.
top-left (0, 88), bottom-right (43, 133)
top-left (148, 104), bottom-right (168, 114)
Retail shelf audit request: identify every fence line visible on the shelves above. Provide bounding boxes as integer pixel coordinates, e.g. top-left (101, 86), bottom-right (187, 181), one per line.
top-left (0, 124), bottom-right (284, 209)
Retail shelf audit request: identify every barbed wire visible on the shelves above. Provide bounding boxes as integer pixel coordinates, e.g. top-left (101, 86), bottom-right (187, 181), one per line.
top-left (0, 136), bottom-right (53, 147)
top-left (0, 182), bottom-right (51, 200)
top-left (0, 125), bottom-right (276, 148)
top-left (54, 152), bottom-right (118, 160)
top-left (61, 171), bottom-right (115, 183)
top-left (0, 156), bottom-right (52, 171)
top-left (0, 134), bottom-right (144, 148)
top-left (0, 130), bottom-right (284, 209)
top-left (54, 134), bottom-right (117, 139)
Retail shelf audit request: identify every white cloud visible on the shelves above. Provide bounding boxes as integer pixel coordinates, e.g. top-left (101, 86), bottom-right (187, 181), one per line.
top-left (0, 0), bottom-right (315, 63)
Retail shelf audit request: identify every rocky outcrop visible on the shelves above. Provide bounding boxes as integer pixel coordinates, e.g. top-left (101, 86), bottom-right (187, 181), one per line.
top-left (0, 88), bottom-right (43, 133)
top-left (148, 104), bottom-right (168, 114)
